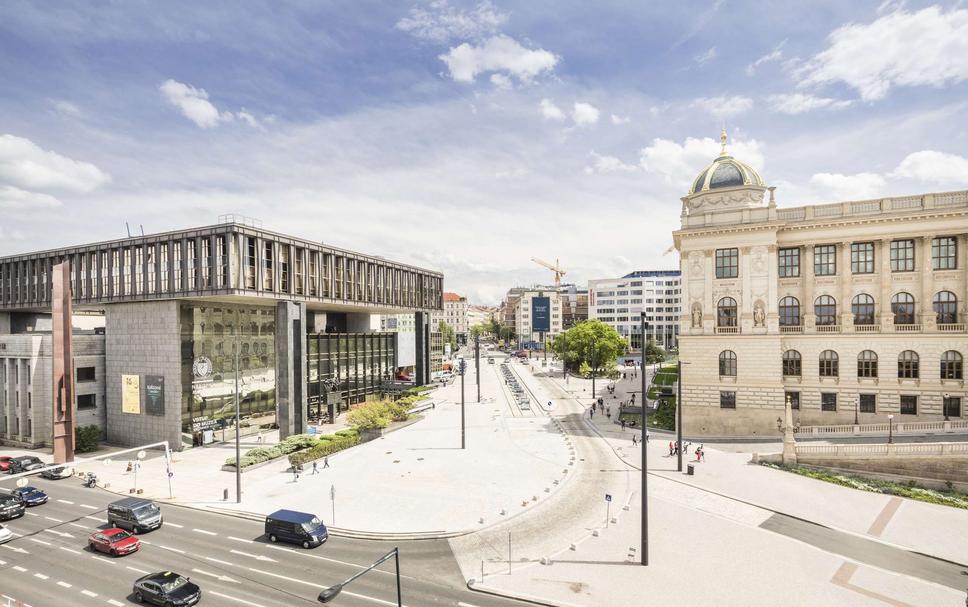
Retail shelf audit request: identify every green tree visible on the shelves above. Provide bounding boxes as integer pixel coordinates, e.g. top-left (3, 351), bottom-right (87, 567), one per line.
top-left (469, 324), bottom-right (484, 340)
top-left (644, 339), bottom-right (667, 364)
top-left (498, 325), bottom-right (516, 344)
top-left (552, 320), bottom-right (627, 377)
top-left (438, 321), bottom-right (458, 352)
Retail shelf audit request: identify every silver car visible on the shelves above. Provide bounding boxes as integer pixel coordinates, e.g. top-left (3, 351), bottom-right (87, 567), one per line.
top-left (0, 524), bottom-right (13, 544)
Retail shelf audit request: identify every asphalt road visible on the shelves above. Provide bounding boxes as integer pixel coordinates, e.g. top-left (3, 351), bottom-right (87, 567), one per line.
top-left (0, 477), bottom-right (534, 607)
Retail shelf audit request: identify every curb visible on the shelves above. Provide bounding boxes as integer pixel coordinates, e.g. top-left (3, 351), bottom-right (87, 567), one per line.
top-left (467, 582), bottom-right (584, 607)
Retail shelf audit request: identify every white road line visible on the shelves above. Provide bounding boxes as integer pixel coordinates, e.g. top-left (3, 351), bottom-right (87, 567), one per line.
top-left (158, 545), bottom-right (185, 554)
top-left (0, 559), bottom-right (5, 565)
top-left (13, 565), bottom-right (28, 572)
top-left (81, 589), bottom-right (98, 598)
top-left (57, 581), bottom-right (72, 588)
top-left (33, 573), bottom-right (49, 580)
top-left (126, 565), bottom-right (150, 574)
top-left (44, 516), bottom-right (64, 522)
top-left (59, 546), bottom-right (82, 555)
top-left (69, 522), bottom-right (89, 529)
top-left (208, 591), bottom-right (268, 607)
top-left (107, 600), bottom-right (125, 607)
top-left (80, 504), bottom-right (98, 509)
top-left (25, 512), bottom-right (38, 516)
top-left (29, 538), bottom-right (52, 546)
top-left (91, 555), bottom-right (117, 565)
top-left (138, 539), bottom-right (152, 545)
top-left (229, 549), bottom-right (276, 562)
top-left (2, 544), bottom-right (29, 554)
top-left (227, 536), bottom-right (253, 543)
top-left (84, 515), bottom-right (102, 521)
top-left (204, 556), bottom-right (234, 566)
top-left (164, 522), bottom-right (184, 528)
top-left (56, 499), bottom-right (75, 505)
top-left (248, 566), bottom-right (406, 607)
top-left (192, 528), bottom-right (217, 536)
top-left (264, 544), bottom-right (410, 578)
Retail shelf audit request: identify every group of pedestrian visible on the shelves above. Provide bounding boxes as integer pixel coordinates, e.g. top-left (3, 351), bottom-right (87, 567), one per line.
top-left (667, 441), bottom-right (691, 456)
top-left (292, 456), bottom-right (330, 482)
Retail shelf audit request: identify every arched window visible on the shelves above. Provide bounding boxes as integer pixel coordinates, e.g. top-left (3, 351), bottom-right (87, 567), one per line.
top-left (934, 291), bottom-right (958, 324)
top-left (778, 297), bottom-right (801, 326)
top-left (719, 350), bottom-right (737, 376)
top-left (782, 350), bottom-right (801, 376)
top-left (891, 292), bottom-right (916, 325)
top-left (819, 350), bottom-right (839, 377)
top-left (852, 293), bottom-right (875, 325)
top-left (941, 350), bottom-right (963, 380)
top-left (815, 295), bottom-right (837, 326)
top-left (717, 297), bottom-right (738, 327)
top-left (898, 350), bottom-right (919, 379)
top-left (857, 350), bottom-right (878, 378)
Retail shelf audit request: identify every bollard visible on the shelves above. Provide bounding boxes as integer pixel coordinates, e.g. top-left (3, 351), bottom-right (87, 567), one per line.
top-left (223, 488), bottom-right (229, 501)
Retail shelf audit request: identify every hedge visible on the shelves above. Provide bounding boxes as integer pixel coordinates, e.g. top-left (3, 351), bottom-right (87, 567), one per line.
top-left (345, 399), bottom-right (412, 430)
top-left (289, 429), bottom-right (360, 467)
top-left (75, 425), bottom-right (101, 453)
top-left (225, 433), bottom-right (323, 468)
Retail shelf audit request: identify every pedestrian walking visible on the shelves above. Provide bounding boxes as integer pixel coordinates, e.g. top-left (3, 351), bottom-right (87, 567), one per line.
top-left (323, 456), bottom-right (330, 469)
top-left (590, 407), bottom-right (595, 419)
top-left (630, 393), bottom-right (636, 405)
top-left (257, 431), bottom-right (263, 444)
top-left (312, 461), bottom-right (319, 474)
top-left (620, 419), bottom-right (626, 431)
top-left (293, 467), bottom-right (299, 482)
top-left (632, 434), bottom-right (638, 447)
top-left (669, 441), bottom-right (674, 456)
top-left (606, 407), bottom-right (611, 421)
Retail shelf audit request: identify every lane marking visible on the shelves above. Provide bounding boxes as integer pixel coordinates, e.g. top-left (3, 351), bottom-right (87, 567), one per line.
top-left (29, 538), bottom-right (52, 546)
top-left (458, 603), bottom-right (481, 607)
top-left (204, 556), bottom-right (234, 566)
top-left (70, 522), bottom-right (89, 529)
top-left (209, 591), bottom-right (268, 607)
top-left (44, 516), bottom-right (64, 522)
top-left (44, 528), bottom-right (74, 538)
top-left (0, 559), bottom-right (5, 565)
top-left (2, 544), bottom-right (29, 554)
top-left (245, 566), bottom-right (409, 605)
top-left (867, 497), bottom-right (903, 537)
top-left (57, 499), bottom-right (75, 505)
top-left (158, 545), bottom-right (185, 554)
top-left (59, 547), bottom-right (82, 555)
top-left (84, 515), bottom-right (102, 522)
top-left (229, 549), bottom-right (276, 562)
top-left (91, 555), bottom-right (117, 565)
top-left (190, 568), bottom-right (240, 583)
top-left (228, 536), bottom-right (253, 543)
top-left (192, 528), bottom-right (217, 536)
top-left (165, 522), bottom-right (184, 528)
top-left (126, 565), bottom-right (150, 574)
top-left (80, 504), bottom-right (98, 510)
top-left (108, 601), bottom-right (125, 607)
top-left (33, 572), bottom-right (49, 580)
top-left (13, 565), bottom-right (28, 572)
top-left (25, 512), bottom-right (38, 517)
top-left (264, 544), bottom-right (412, 578)
top-left (57, 581), bottom-right (72, 588)
top-left (81, 589), bottom-right (99, 597)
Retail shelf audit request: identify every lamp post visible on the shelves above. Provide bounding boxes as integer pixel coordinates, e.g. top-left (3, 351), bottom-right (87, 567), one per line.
top-left (943, 392), bottom-right (949, 422)
top-left (639, 313), bottom-right (649, 567)
top-left (318, 547), bottom-right (401, 606)
top-left (854, 396), bottom-right (859, 426)
top-left (888, 414), bottom-right (894, 444)
top-left (475, 334), bottom-right (481, 403)
top-left (675, 359), bottom-right (689, 473)
top-left (234, 329), bottom-right (242, 503)
top-left (459, 358), bottom-right (466, 449)
top-left (590, 342), bottom-right (598, 399)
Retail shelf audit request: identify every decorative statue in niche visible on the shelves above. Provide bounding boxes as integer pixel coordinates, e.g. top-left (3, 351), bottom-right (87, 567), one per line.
top-left (692, 304), bottom-right (702, 328)
top-left (753, 302), bottom-right (765, 327)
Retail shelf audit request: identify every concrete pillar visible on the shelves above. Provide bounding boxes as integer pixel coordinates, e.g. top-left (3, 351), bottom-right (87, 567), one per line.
top-left (275, 301), bottom-right (307, 439)
top-left (414, 311), bottom-right (430, 385)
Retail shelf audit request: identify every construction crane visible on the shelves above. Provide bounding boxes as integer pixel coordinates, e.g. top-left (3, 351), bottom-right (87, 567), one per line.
top-left (531, 257), bottom-right (566, 288)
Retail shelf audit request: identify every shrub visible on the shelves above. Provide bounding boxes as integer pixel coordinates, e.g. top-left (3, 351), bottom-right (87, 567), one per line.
top-left (75, 425), bottom-right (101, 453)
top-left (288, 432), bottom-right (361, 467)
top-left (346, 403), bottom-right (391, 430)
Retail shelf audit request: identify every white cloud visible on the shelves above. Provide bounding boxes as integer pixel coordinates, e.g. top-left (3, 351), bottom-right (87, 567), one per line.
top-left (396, 0), bottom-right (508, 43)
top-left (160, 79), bottom-right (262, 128)
top-left (798, 6), bottom-right (968, 101)
top-left (0, 185), bottom-right (61, 209)
top-left (891, 150), bottom-right (968, 183)
top-left (571, 102), bottom-right (600, 126)
top-left (809, 172), bottom-right (886, 200)
top-left (489, 73), bottom-right (512, 90)
top-left (694, 46), bottom-right (717, 66)
top-left (585, 152), bottom-right (637, 174)
top-left (50, 99), bottom-right (82, 117)
top-left (745, 40), bottom-right (786, 76)
top-left (690, 95), bottom-right (754, 119)
top-left (539, 98), bottom-right (565, 121)
top-left (610, 114), bottom-right (630, 125)
top-left (439, 35), bottom-right (558, 83)
top-left (767, 93), bottom-right (853, 114)
top-left (639, 136), bottom-right (765, 188)
top-left (0, 134), bottom-right (110, 193)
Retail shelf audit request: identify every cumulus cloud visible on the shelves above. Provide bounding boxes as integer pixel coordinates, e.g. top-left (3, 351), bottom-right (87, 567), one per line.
top-left (891, 150), bottom-right (968, 183)
top-left (745, 40), bottom-right (786, 76)
top-left (610, 114), bottom-right (630, 125)
top-left (0, 185), bottom-right (61, 209)
top-left (639, 136), bottom-right (765, 188)
top-left (690, 95), bottom-right (754, 119)
top-left (571, 102), bottom-right (600, 126)
top-left (160, 79), bottom-right (261, 128)
top-left (809, 172), bottom-right (886, 200)
top-left (539, 98), bottom-right (566, 121)
top-left (585, 152), bottom-right (637, 174)
top-left (798, 6), bottom-right (968, 101)
top-left (0, 133), bottom-right (110, 193)
top-left (396, 0), bottom-right (508, 43)
top-left (439, 35), bottom-right (557, 83)
top-left (489, 73), bottom-right (512, 90)
top-left (767, 93), bottom-right (853, 114)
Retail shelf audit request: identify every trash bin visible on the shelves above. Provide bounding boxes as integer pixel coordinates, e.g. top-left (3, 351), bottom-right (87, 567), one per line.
top-left (687, 464), bottom-right (695, 476)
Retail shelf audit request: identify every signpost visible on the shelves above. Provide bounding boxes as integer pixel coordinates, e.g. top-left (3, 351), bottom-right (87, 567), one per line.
top-left (605, 493), bottom-right (612, 528)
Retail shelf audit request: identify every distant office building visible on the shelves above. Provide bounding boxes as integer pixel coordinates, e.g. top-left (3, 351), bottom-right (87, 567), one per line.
top-left (558, 284), bottom-right (589, 328)
top-left (512, 288), bottom-right (562, 347)
top-left (588, 271), bottom-right (681, 350)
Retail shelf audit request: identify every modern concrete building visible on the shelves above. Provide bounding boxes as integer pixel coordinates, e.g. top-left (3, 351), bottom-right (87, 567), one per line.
top-left (588, 271), bottom-right (681, 350)
top-left (674, 131), bottom-right (968, 436)
top-left (558, 284), bottom-right (588, 329)
top-left (512, 288), bottom-right (562, 348)
top-left (0, 218), bottom-right (442, 449)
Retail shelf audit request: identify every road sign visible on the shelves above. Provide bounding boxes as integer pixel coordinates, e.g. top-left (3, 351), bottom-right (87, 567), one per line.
top-left (605, 493), bottom-right (612, 502)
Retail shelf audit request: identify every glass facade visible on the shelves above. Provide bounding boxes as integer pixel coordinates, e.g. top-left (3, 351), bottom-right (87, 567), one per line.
top-left (180, 303), bottom-right (277, 446)
top-left (307, 332), bottom-right (396, 421)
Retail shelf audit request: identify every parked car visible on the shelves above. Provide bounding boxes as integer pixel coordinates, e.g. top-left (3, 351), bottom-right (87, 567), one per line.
top-left (89, 527), bottom-right (140, 556)
top-left (0, 456), bottom-right (12, 473)
top-left (0, 523), bottom-right (12, 544)
top-left (8, 456), bottom-right (44, 474)
top-left (132, 571), bottom-right (201, 606)
top-left (11, 486), bottom-right (48, 506)
top-left (0, 494), bottom-right (26, 520)
top-left (265, 509), bottom-right (328, 549)
top-left (108, 497), bottom-right (163, 534)
top-left (40, 465), bottom-right (73, 480)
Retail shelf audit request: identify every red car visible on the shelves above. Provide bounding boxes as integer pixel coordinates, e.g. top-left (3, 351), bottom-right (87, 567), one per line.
top-left (88, 528), bottom-right (140, 556)
top-left (0, 456), bottom-right (11, 473)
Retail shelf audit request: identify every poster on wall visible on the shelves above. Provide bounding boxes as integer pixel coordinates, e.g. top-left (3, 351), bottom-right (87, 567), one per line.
top-left (531, 296), bottom-right (551, 333)
top-left (145, 375), bottom-right (165, 416)
top-left (121, 374), bottom-right (141, 414)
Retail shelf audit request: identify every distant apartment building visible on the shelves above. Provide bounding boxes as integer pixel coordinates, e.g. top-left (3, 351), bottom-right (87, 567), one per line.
top-left (559, 284), bottom-right (589, 328)
top-left (513, 288), bottom-right (563, 347)
top-left (431, 292), bottom-right (469, 343)
top-left (588, 270), bottom-right (682, 350)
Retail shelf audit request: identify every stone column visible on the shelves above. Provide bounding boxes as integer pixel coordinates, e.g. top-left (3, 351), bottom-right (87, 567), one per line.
top-left (840, 241), bottom-right (853, 329)
top-left (767, 244), bottom-right (779, 332)
top-left (275, 301), bottom-right (307, 439)
top-left (740, 246), bottom-right (753, 332)
top-left (879, 239), bottom-right (893, 329)
top-left (803, 245), bottom-right (815, 329)
top-left (920, 236), bottom-right (935, 329)
top-left (703, 250), bottom-right (714, 331)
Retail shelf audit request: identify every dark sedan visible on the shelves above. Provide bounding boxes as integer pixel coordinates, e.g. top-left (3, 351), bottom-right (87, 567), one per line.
top-left (11, 486), bottom-right (48, 506)
top-left (40, 466), bottom-right (73, 480)
top-left (8, 456), bottom-right (44, 474)
top-left (133, 571), bottom-right (201, 606)
top-left (0, 494), bottom-right (25, 520)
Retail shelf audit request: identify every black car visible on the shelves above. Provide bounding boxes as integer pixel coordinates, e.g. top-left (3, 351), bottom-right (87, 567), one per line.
top-left (133, 571), bottom-right (200, 606)
top-left (0, 494), bottom-right (26, 520)
top-left (8, 456), bottom-right (44, 474)
top-left (40, 465), bottom-right (73, 480)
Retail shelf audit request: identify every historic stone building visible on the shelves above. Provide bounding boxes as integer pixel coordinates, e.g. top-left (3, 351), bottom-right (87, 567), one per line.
top-left (674, 131), bottom-right (967, 436)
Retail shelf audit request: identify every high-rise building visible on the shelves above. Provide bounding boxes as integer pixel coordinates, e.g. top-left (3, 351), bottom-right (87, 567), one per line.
top-left (588, 271), bottom-right (681, 350)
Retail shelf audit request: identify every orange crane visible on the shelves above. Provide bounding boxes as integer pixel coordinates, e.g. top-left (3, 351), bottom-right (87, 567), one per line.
top-left (531, 257), bottom-right (566, 288)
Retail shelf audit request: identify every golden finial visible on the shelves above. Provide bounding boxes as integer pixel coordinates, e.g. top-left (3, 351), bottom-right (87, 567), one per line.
top-left (719, 125), bottom-right (728, 155)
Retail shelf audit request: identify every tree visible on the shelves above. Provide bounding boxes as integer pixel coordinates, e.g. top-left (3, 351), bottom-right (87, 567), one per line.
top-left (551, 320), bottom-right (627, 377)
top-left (469, 324), bottom-right (484, 340)
top-left (644, 339), bottom-right (667, 364)
top-left (438, 321), bottom-right (458, 352)
top-left (498, 325), bottom-right (516, 344)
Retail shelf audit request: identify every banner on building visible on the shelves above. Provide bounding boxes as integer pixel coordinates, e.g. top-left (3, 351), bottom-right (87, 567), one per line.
top-left (531, 296), bottom-right (551, 333)
top-left (121, 374), bottom-right (141, 414)
top-left (145, 375), bottom-right (165, 416)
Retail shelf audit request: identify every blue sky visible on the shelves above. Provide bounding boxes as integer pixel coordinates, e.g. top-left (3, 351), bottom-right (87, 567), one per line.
top-left (1, 1), bottom-right (966, 303)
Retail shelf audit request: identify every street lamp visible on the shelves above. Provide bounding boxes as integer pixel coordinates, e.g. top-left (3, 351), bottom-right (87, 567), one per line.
top-left (318, 547), bottom-right (401, 606)
top-left (854, 396), bottom-right (859, 426)
top-left (888, 414), bottom-right (894, 444)
top-left (639, 313), bottom-right (649, 567)
top-left (943, 392), bottom-right (950, 422)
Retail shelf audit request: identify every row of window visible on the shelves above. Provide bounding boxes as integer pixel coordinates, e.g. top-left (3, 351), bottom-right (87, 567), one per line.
top-left (718, 349), bottom-right (965, 380)
top-left (714, 237), bottom-right (959, 280)
top-left (719, 391), bottom-right (962, 417)
top-left (715, 291), bottom-right (960, 327)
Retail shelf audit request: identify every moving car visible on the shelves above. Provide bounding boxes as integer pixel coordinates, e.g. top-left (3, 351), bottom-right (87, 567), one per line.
top-left (40, 465), bottom-right (73, 480)
top-left (8, 455), bottom-right (44, 474)
top-left (0, 523), bottom-right (13, 544)
top-left (0, 456), bottom-right (12, 473)
top-left (89, 527), bottom-right (140, 556)
top-left (0, 494), bottom-right (25, 520)
top-left (11, 486), bottom-right (48, 506)
top-left (132, 571), bottom-right (200, 606)
top-left (108, 497), bottom-right (163, 534)
top-left (265, 509), bottom-right (328, 548)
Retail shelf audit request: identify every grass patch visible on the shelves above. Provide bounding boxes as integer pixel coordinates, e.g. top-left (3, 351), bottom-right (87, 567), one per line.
top-left (760, 462), bottom-right (968, 509)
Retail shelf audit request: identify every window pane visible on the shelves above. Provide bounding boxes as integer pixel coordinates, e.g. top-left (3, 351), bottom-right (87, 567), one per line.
top-left (778, 248), bottom-right (800, 278)
top-left (821, 393), bottom-right (837, 411)
top-left (715, 248), bottom-right (739, 279)
top-left (850, 242), bottom-right (874, 274)
top-left (899, 395), bottom-right (917, 415)
top-left (890, 240), bottom-right (915, 272)
top-left (859, 393), bottom-right (876, 413)
top-left (785, 391), bottom-right (800, 410)
top-left (719, 391), bottom-right (736, 409)
top-left (932, 237), bottom-right (957, 270)
top-left (814, 245), bottom-right (837, 276)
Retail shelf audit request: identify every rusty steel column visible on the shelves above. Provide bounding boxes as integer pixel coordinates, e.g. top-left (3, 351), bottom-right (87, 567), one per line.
top-left (52, 261), bottom-right (76, 463)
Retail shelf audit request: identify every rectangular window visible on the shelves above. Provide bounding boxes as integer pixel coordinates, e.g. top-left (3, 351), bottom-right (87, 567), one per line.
top-left (778, 248), bottom-right (800, 278)
top-left (814, 245), bottom-right (837, 276)
top-left (719, 391), bottom-right (736, 409)
top-left (943, 396), bottom-right (961, 418)
top-left (890, 239), bottom-right (915, 272)
top-left (76, 367), bottom-right (96, 382)
top-left (785, 391), bottom-right (800, 410)
top-left (932, 236), bottom-right (957, 270)
top-left (245, 238), bottom-right (257, 289)
top-left (77, 394), bottom-right (96, 410)
top-left (821, 392), bottom-right (837, 411)
top-left (850, 242), bottom-right (874, 274)
top-left (715, 248), bottom-right (739, 279)
top-left (899, 395), bottom-right (917, 415)
top-left (859, 393), bottom-right (876, 413)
